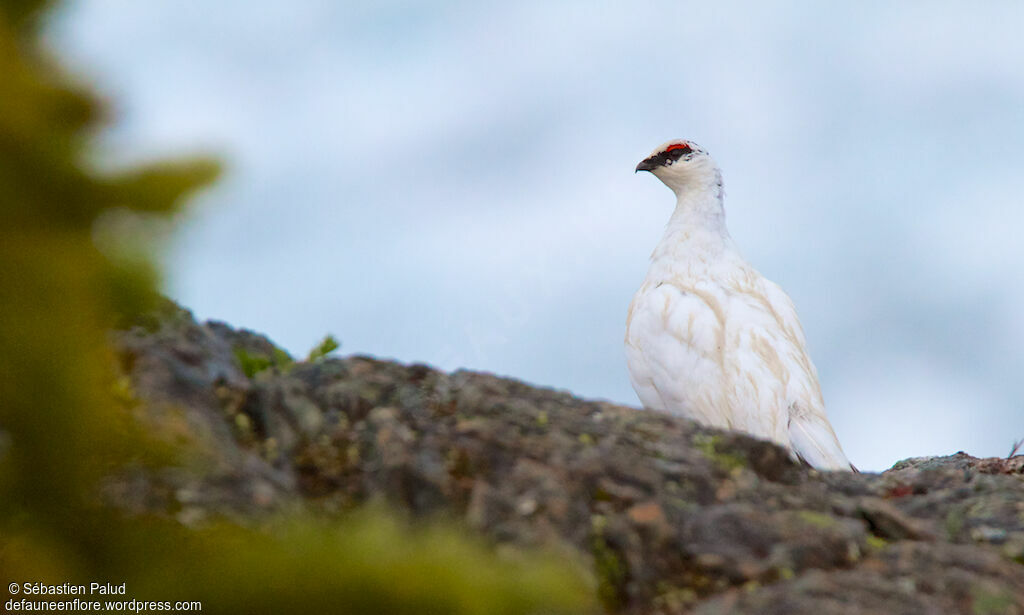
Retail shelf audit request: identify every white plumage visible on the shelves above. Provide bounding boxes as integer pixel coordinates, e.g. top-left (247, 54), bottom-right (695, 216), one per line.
top-left (626, 139), bottom-right (853, 471)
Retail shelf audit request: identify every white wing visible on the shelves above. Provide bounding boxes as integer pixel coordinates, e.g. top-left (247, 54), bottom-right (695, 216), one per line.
top-left (758, 279), bottom-right (852, 470)
top-left (626, 281), bottom-right (730, 429)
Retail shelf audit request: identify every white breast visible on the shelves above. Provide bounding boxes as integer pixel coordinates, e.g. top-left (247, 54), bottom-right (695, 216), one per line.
top-left (626, 253), bottom-right (851, 470)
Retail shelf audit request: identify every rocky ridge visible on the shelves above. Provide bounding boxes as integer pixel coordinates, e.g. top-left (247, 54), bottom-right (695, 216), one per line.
top-left (110, 301), bottom-right (1024, 614)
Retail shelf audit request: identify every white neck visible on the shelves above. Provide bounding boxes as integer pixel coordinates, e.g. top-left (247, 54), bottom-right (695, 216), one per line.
top-left (652, 170), bottom-right (733, 262)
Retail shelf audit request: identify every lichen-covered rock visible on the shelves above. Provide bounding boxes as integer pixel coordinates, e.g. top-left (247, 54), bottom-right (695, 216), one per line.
top-left (109, 301), bottom-right (1024, 614)
top-left (693, 542), bottom-right (1024, 615)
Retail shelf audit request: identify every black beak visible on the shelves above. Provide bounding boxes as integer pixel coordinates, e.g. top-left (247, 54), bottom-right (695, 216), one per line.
top-left (635, 156), bottom-right (661, 173)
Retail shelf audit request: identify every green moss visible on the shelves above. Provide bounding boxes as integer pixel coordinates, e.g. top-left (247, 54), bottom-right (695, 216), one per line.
top-left (866, 535), bottom-right (889, 551)
top-left (590, 515), bottom-right (625, 611)
top-left (233, 412), bottom-right (252, 434)
top-left (971, 585), bottom-right (1016, 615)
top-left (652, 583), bottom-right (698, 610)
top-left (945, 506), bottom-right (967, 541)
top-left (536, 410), bottom-right (549, 427)
top-left (578, 433), bottom-right (595, 446)
top-left (797, 510), bottom-right (837, 529)
top-left (692, 433), bottom-right (746, 472)
top-left (110, 374), bottom-right (137, 406)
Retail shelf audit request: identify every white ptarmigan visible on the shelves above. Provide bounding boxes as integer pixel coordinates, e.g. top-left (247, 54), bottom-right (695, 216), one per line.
top-left (625, 139), bottom-right (853, 471)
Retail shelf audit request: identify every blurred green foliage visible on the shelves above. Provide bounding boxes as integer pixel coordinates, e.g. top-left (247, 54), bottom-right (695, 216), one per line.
top-left (306, 334), bottom-right (340, 362)
top-left (234, 347), bottom-right (277, 379)
top-left (0, 2), bottom-right (595, 613)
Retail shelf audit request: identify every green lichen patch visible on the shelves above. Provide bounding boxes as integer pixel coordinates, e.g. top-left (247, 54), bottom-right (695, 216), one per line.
top-left (536, 410), bottom-right (549, 427)
top-left (692, 433), bottom-right (746, 473)
top-left (971, 584), bottom-right (1016, 615)
top-left (590, 515), bottom-right (626, 611)
top-left (946, 506), bottom-right (967, 541)
top-left (797, 509), bottom-right (838, 529)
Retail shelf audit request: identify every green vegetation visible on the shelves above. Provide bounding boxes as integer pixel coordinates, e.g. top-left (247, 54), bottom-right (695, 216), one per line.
top-left (865, 534), bottom-right (889, 551)
top-left (0, 3), bottom-right (594, 613)
top-left (306, 334), bottom-right (340, 362)
top-left (234, 347), bottom-right (276, 378)
top-left (796, 510), bottom-right (837, 529)
top-left (589, 515), bottom-right (626, 611)
top-left (971, 585), bottom-right (1016, 615)
top-left (651, 583), bottom-right (697, 612)
top-left (234, 343), bottom-right (293, 378)
top-left (692, 434), bottom-right (746, 473)
top-left (945, 506), bottom-right (967, 541)
top-left (272, 346), bottom-right (295, 369)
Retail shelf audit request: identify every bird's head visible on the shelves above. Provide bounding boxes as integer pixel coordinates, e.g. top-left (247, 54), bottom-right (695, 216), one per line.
top-left (635, 139), bottom-right (719, 196)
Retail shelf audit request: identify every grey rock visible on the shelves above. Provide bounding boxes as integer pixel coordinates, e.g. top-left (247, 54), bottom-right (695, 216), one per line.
top-left (109, 301), bottom-right (1024, 614)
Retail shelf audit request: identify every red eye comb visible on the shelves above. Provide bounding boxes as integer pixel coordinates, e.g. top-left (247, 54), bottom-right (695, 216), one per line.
top-left (665, 143), bottom-right (689, 152)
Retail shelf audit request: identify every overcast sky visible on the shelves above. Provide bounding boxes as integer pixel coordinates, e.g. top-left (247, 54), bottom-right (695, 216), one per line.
top-left (49, 1), bottom-right (1024, 471)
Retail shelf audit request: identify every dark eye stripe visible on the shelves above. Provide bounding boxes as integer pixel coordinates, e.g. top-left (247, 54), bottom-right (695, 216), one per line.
top-left (644, 144), bottom-right (692, 168)
top-left (636, 143), bottom-right (696, 171)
